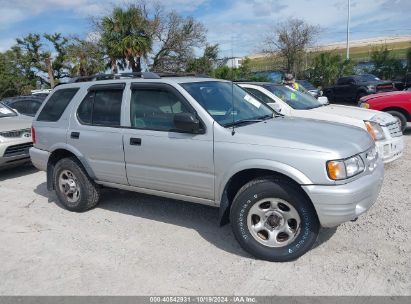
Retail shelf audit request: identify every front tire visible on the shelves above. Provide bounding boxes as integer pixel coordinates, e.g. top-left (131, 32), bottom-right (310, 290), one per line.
top-left (53, 157), bottom-right (100, 212)
top-left (387, 110), bottom-right (407, 132)
top-left (230, 178), bottom-right (319, 262)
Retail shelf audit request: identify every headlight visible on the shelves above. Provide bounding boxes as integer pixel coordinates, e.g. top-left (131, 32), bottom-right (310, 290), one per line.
top-left (327, 155), bottom-right (365, 181)
top-left (360, 102), bottom-right (369, 109)
top-left (364, 121), bottom-right (385, 141)
top-left (367, 85), bottom-right (376, 92)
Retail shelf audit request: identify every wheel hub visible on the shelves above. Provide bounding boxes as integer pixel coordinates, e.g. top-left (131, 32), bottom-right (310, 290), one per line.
top-left (266, 212), bottom-right (283, 229)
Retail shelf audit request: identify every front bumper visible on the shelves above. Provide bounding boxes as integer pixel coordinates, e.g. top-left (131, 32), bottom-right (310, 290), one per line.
top-left (376, 136), bottom-right (404, 164)
top-left (0, 140), bottom-right (32, 168)
top-left (302, 158), bottom-right (384, 227)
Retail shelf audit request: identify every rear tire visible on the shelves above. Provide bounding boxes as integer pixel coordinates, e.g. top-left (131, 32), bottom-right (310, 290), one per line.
top-left (230, 178), bottom-right (320, 262)
top-left (53, 157), bottom-right (100, 212)
top-left (387, 110), bottom-right (407, 132)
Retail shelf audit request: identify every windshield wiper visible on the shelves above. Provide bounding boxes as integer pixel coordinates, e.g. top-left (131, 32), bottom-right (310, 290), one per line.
top-left (224, 119), bottom-right (264, 128)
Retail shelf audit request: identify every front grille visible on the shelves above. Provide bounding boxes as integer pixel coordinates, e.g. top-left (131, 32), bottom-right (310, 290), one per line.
top-left (3, 143), bottom-right (33, 157)
top-left (0, 128), bottom-right (31, 138)
top-left (387, 121), bottom-right (402, 138)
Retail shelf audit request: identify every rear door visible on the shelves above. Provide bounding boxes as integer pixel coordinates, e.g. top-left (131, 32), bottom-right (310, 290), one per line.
top-left (67, 83), bottom-right (127, 184)
top-left (122, 83), bottom-right (215, 201)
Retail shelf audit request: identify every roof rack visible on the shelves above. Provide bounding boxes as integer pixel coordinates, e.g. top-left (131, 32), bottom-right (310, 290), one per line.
top-left (156, 72), bottom-right (210, 78)
top-left (69, 72), bottom-right (161, 83)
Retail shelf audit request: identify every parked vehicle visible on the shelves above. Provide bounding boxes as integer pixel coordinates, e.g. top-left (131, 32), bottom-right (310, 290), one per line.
top-left (359, 90), bottom-right (411, 132)
top-left (392, 73), bottom-right (411, 91)
top-left (1, 95), bottom-right (46, 117)
top-left (30, 73), bottom-right (383, 261)
top-left (296, 80), bottom-right (322, 99)
top-left (238, 82), bottom-right (403, 164)
top-left (0, 104), bottom-right (33, 169)
top-left (324, 74), bottom-right (396, 103)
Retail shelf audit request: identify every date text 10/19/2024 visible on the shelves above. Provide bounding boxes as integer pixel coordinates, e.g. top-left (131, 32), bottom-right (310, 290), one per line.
top-left (149, 297), bottom-right (257, 303)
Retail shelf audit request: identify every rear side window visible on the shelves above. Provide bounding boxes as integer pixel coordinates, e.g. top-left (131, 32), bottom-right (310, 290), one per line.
top-left (77, 88), bottom-right (123, 127)
top-left (37, 88), bottom-right (79, 122)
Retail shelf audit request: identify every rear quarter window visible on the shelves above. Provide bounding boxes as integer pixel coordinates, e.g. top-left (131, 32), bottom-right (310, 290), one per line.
top-left (37, 88), bottom-right (79, 122)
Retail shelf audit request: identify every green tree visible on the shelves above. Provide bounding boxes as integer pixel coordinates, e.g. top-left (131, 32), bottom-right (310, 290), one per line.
top-left (186, 44), bottom-right (219, 75)
top-left (407, 48), bottom-right (411, 71)
top-left (305, 52), bottom-right (354, 88)
top-left (99, 5), bottom-right (154, 73)
top-left (368, 45), bottom-right (406, 79)
top-left (66, 37), bottom-right (106, 77)
top-left (152, 11), bottom-right (206, 72)
top-left (0, 51), bottom-right (34, 98)
top-left (11, 33), bottom-right (70, 87)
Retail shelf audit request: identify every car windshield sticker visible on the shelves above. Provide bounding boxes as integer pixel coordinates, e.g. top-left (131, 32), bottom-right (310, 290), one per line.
top-left (244, 94), bottom-right (261, 108)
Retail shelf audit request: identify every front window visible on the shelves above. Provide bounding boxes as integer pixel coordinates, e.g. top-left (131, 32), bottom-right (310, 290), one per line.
top-left (264, 85), bottom-right (323, 110)
top-left (181, 81), bottom-right (273, 127)
top-left (360, 74), bottom-right (380, 82)
top-left (0, 104), bottom-right (17, 118)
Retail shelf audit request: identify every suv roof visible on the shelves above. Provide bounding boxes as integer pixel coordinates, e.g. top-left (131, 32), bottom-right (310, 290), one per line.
top-left (1, 95), bottom-right (46, 103)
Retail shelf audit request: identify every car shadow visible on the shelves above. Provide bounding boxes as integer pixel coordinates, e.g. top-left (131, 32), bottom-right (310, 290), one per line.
top-left (34, 182), bottom-right (338, 259)
top-left (0, 163), bottom-right (38, 181)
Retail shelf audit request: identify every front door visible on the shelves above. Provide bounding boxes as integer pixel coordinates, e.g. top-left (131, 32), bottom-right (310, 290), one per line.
top-left (123, 83), bottom-right (215, 201)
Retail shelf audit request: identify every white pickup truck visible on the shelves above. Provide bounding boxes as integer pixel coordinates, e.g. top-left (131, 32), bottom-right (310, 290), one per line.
top-left (238, 82), bottom-right (404, 164)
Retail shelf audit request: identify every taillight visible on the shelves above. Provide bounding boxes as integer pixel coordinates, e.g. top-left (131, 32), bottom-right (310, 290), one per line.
top-left (31, 126), bottom-right (36, 145)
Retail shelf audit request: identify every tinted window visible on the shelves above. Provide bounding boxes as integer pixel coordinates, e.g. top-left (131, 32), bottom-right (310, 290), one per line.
top-left (10, 100), bottom-right (28, 114)
top-left (243, 87), bottom-right (275, 104)
top-left (130, 88), bottom-right (191, 131)
top-left (93, 90), bottom-right (122, 126)
top-left (37, 88), bottom-right (79, 122)
top-left (337, 78), bottom-right (350, 85)
top-left (77, 90), bottom-right (123, 127)
top-left (77, 92), bottom-right (93, 124)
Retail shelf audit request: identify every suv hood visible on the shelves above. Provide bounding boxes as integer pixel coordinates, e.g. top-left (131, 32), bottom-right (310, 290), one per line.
top-left (229, 117), bottom-right (373, 158)
top-left (310, 104), bottom-right (397, 126)
top-left (0, 116), bottom-right (32, 132)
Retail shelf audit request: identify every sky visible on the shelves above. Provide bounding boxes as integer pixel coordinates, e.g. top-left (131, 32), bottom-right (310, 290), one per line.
top-left (0, 0), bottom-right (410, 58)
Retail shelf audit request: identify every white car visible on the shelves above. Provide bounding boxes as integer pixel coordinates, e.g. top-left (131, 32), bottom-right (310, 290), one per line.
top-left (238, 82), bottom-right (404, 164)
top-left (0, 104), bottom-right (33, 169)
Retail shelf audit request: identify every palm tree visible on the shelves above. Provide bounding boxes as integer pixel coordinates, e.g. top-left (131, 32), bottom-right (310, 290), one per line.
top-left (100, 5), bottom-right (153, 73)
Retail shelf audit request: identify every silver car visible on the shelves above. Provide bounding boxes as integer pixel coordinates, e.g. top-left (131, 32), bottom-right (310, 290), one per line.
top-left (30, 73), bottom-right (384, 261)
top-left (0, 104), bottom-right (32, 169)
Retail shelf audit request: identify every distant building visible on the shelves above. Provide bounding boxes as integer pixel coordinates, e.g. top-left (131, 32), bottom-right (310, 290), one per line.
top-left (220, 57), bottom-right (243, 69)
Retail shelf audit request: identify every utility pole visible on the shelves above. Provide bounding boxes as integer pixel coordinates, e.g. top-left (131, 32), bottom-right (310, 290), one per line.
top-left (346, 0), bottom-right (351, 60)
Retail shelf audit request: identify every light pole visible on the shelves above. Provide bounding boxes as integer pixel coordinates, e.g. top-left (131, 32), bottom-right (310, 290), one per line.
top-left (346, 0), bottom-right (351, 60)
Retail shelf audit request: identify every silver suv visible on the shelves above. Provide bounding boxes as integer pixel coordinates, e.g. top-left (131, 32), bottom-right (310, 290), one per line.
top-left (30, 73), bottom-right (384, 261)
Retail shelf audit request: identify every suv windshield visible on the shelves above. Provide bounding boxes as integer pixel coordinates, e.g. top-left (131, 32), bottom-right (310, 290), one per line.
top-left (0, 104), bottom-right (17, 118)
top-left (263, 85), bottom-right (322, 110)
top-left (181, 81), bottom-right (273, 127)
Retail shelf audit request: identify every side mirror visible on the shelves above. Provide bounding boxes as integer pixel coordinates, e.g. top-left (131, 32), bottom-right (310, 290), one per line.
top-left (318, 96), bottom-right (329, 105)
top-left (173, 113), bottom-right (203, 134)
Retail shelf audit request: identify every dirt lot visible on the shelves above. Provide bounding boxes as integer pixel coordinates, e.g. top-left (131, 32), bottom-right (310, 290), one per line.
top-left (0, 132), bottom-right (410, 296)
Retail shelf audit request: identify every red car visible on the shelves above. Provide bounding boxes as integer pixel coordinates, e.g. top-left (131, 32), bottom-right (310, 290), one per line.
top-left (359, 91), bottom-right (411, 132)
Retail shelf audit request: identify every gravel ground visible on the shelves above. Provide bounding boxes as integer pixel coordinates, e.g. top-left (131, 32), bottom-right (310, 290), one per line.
top-left (0, 131), bottom-right (410, 296)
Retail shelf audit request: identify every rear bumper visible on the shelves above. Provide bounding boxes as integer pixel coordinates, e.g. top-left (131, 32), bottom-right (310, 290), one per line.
top-left (29, 147), bottom-right (50, 171)
top-left (376, 136), bottom-right (404, 164)
top-left (303, 159), bottom-right (384, 227)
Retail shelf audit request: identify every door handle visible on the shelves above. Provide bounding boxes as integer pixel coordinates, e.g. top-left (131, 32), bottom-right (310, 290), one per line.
top-left (71, 132), bottom-right (80, 139)
top-left (130, 137), bottom-right (142, 146)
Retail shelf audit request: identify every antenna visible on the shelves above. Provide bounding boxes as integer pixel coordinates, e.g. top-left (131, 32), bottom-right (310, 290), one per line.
top-left (231, 34), bottom-right (235, 136)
